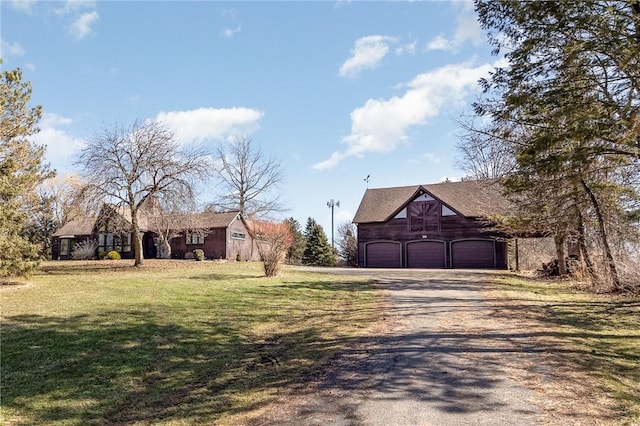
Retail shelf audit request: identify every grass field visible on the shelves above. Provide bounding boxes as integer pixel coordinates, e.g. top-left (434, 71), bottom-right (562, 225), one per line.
top-left (488, 275), bottom-right (640, 423)
top-left (1, 260), bottom-right (382, 425)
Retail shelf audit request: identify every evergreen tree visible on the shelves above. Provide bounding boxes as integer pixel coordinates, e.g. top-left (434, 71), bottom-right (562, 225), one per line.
top-left (302, 217), bottom-right (335, 267)
top-left (283, 217), bottom-right (305, 264)
top-left (0, 63), bottom-right (52, 278)
top-left (471, 0), bottom-right (640, 290)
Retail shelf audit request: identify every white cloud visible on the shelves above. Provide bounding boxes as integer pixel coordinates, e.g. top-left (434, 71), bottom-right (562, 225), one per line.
top-left (221, 26), bottom-right (242, 38)
top-left (55, 0), bottom-right (97, 16)
top-left (0, 39), bottom-right (25, 57)
top-left (6, 0), bottom-right (36, 14)
top-left (396, 41), bottom-right (417, 56)
top-left (339, 35), bottom-right (397, 78)
top-left (70, 11), bottom-right (99, 40)
top-left (314, 61), bottom-right (494, 170)
top-left (426, 1), bottom-right (482, 52)
top-left (155, 107), bottom-right (264, 143)
top-left (426, 35), bottom-right (455, 51)
top-left (32, 113), bottom-right (87, 172)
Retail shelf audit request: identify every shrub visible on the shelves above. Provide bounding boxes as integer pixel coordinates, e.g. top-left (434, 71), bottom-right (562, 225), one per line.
top-left (236, 251), bottom-right (242, 262)
top-left (98, 251), bottom-right (109, 260)
top-left (72, 239), bottom-right (98, 260)
top-left (193, 249), bottom-right (205, 261)
top-left (105, 250), bottom-right (121, 260)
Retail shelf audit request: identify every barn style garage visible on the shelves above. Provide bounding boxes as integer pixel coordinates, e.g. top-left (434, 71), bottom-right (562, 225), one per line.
top-left (353, 179), bottom-right (510, 269)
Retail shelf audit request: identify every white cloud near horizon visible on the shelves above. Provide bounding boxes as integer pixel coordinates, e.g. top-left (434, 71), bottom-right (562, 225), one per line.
top-left (313, 61), bottom-right (494, 170)
top-left (156, 107), bottom-right (264, 143)
top-left (339, 35), bottom-right (397, 78)
top-left (32, 113), bottom-right (87, 172)
top-left (70, 11), bottom-right (99, 40)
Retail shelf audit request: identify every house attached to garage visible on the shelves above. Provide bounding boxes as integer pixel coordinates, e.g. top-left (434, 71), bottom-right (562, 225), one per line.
top-left (353, 179), bottom-right (510, 269)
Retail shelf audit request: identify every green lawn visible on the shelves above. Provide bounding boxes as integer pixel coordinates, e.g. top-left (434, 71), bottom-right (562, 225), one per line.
top-left (1, 260), bottom-right (382, 425)
top-left (488, 275), bottom-right (640, 423)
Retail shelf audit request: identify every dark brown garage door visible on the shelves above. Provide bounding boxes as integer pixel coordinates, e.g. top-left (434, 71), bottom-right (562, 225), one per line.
top-left (406, 241), bottom-right (446, 268)
top-left (365, 242), bottom-right (401, 268)
top-left (451, 240), bottom-right (496, 269)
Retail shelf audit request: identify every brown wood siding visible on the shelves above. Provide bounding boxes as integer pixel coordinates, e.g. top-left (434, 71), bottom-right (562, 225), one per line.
top-left (406, 240), bottom-right (446, 268)
top-left (365, 241), bottom-right (402, 268)
top-left (356, 208), bottom-right (508, 269)
top-left (227, 219), bottom-right (259, 261)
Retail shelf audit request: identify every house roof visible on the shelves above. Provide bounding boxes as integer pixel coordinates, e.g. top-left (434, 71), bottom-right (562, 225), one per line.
top-left (186, 211), bottom-right (241, 229)
top-left (52, 216), bottom-right (97, 237)
top-left (353, 179), bottom-right (509, 224)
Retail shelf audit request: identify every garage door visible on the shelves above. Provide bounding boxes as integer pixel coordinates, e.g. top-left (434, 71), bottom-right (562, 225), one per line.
top-left (365, 242), bottom-right (401, 268)
top-left (406, 241), bottom-right (446, 268)
top-left (451, 240), bottom-right (495, 269)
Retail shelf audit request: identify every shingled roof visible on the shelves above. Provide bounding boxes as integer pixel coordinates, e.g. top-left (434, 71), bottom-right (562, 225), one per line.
top-left (353, 179), bottom-right (509, 224)
top-left (52, 216), bottom-right (97, 237)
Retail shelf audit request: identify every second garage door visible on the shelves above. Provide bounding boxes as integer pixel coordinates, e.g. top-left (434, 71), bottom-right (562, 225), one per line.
top-left (406, 240), bottom-right (446, 268)
top-left (451, 239), bottom-right (495, 269)
top-left (365, 242), bottom-right (402, 268)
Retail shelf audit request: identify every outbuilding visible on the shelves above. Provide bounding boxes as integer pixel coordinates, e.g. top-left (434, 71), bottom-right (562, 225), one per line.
top-left (353, 179), bottom-right (510, 269)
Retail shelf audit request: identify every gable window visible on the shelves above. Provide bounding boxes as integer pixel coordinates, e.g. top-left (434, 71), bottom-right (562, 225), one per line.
top-left (408, 201), bottom-right (440, 232)
top-left (441, 205), bottom-right (457, 216)
top-left (231, 231), bottom-right (246, 240)
top-left (186, 231), bottom-right (205, 245)
top-left (394, 208), bottom-right (407, 219)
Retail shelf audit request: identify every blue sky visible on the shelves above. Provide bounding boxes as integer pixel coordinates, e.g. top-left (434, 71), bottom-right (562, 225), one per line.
top-left (1, 0), bottom-right (498, 234)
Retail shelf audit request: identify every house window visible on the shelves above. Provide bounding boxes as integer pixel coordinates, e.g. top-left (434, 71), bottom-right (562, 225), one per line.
top-left (186, 231), bottom-right (205, 245)
top-left (441, 205), bottom-right (457, 216)
top-left (394, 208), bottom-right (407, 219)
top-left (230, 231), bottom-right (246, 240)
top-left (60, 239), bottom-right (72, 256)
top-left (99, 232), bottom-right (131, 253)
top-left (408, 201), bottom-right (440, 232)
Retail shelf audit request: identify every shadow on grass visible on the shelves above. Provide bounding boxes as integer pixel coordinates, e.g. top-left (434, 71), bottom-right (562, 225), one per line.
top-left (1, 310), bottom-right (351, 425)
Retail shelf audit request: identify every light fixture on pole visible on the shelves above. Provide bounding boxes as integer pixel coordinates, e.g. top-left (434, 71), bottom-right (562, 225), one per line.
top-left (327, 198), bottom-right (340, 249)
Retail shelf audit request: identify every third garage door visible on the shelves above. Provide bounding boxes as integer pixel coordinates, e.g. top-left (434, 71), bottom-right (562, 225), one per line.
top-left (406, 241), bottom-right (446, 268)
top-left (451, 240), bottom-right (496, 269)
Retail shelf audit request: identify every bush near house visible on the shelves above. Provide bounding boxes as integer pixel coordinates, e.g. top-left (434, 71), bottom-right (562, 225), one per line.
top-left (193, 249), bottom-right (205, 261)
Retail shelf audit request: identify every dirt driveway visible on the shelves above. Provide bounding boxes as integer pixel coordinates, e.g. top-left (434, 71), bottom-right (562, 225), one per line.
top-left (250, 268), bottom-right (620, 426)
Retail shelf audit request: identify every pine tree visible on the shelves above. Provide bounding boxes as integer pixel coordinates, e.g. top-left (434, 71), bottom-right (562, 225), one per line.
top-left (302, 217), bottom-right (335, 267)
top-left (1, 63), bottom-right (52, 278)
top-left (283, 217), bottom-right (305, 264)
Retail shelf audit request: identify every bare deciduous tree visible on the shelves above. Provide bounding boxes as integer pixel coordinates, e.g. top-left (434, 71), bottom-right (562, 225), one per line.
top-left (76, 120), bottom-right (210, 266)
top-left (211, 136), bottom-right (285, 218)
top-left (336, 220), bottom-right (357, 267)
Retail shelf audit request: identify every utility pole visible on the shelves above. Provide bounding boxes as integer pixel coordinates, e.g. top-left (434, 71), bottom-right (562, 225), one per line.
top-left (327, 199), bottom-right (340, 249)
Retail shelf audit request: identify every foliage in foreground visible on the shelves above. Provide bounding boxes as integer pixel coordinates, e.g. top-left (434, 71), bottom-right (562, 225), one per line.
top-left (0, 260), bottom-right (380, 425)
top-left (1, 62), bottom-right (52, 278)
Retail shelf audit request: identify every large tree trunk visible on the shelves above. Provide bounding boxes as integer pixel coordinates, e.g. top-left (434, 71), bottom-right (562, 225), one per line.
top-left (575, 204), bottom-right (597, 281)
top-left (554, 231), bottom-right (567, 276)
top-left (159, 237), bottom-right (172, 259)
top-left (130, 205), bottom-right (145, 267)
top-left (580, 178), bottom-right (620, 290)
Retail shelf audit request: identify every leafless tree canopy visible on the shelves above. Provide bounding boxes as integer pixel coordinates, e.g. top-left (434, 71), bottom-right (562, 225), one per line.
top-left (75, 120), bottom-right (211, 266)
top-left (211, 136), bottom-right (285, 218)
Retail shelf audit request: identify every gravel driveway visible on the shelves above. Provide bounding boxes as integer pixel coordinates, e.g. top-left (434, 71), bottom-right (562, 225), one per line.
top-left (250, 268), bottom-right (617, 426)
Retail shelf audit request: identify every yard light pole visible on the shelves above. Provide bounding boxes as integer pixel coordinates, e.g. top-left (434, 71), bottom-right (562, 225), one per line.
top-left (327, 199), bottom-right (340, 249)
